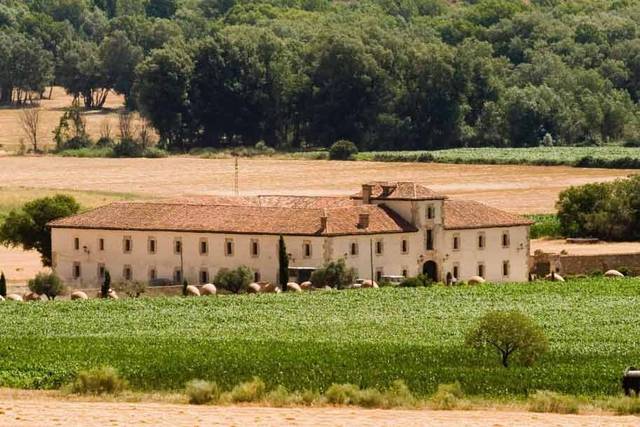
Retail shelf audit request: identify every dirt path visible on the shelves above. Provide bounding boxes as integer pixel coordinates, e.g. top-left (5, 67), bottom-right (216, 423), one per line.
top-left (0, 392), bottom-right (637, 427)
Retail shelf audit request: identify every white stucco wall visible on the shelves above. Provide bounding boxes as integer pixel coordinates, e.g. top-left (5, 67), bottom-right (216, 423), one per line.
top-left (51, 199), bottom-right (530, 287)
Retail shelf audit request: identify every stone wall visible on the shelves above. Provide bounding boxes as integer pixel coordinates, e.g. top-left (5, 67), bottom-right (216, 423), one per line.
top-left (531, 252), bottom-right (640, 276)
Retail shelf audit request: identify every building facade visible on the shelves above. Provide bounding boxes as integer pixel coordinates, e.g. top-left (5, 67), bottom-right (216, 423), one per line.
top-left (49, 182), bottom-right (532, 287)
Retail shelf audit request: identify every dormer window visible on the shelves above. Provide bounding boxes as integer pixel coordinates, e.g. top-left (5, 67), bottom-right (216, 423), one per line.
top-left (502, 231), bottom-right (510, 248)
top-left (426, 205), bottom-right (435, 220)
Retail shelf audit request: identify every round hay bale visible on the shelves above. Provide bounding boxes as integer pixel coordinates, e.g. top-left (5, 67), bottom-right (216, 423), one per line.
top-left (70, 291), bottom-right (88, 300)
top-left (107, 289), bottom-right (119, 299)
top-left (286, 282), bottom-right (302, 292)
top-left (351, 283), bottom-right (362, 289)
top-left (185, 285), bottom-right (200, 296)
top-left (0, 295), bottom-right (4, 301)
top-left (23, 292), bottom-right (41, 302)
top-left (300, 281), bottom-right (312, 290)
top-left (6, 294), bottom-right (23, 302)
top-left (361, 280), bottom-right (378, 289)
top-left (261, 283), bottom-right (281, 294)
top-left (545, 272), bottom-right (565, 282)
top-left (468, 276), bottom-right (486, 285)
top-left (201, 283), bottom-right (217, 296)
top-left (604, 269), bottom-right (624, 278)
top-left (247, 282), bottom-right (261, 294)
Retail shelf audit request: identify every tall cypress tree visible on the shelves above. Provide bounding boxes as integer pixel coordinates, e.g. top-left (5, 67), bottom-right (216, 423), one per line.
top-left (101, 270), bottom-right (110, 298)
top-left (278, 235), bottom-right (289, 291)
top-left (0, 272), bottom-right (6, 298)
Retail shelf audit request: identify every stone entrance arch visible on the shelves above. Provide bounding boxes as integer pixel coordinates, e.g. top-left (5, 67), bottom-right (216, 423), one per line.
top-left (422, 260), bottom-right (438, 282)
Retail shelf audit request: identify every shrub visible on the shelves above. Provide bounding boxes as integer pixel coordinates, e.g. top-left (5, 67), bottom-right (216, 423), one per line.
top-left (329, 140), bottom-right (358, 160)
top-left (266, 385), bottom-right (292, 407)
top-left (186, 379), bottom-right (220, 405)
top-left (465, 310), bottom-right (548, 367)
top-left (63, 135), bottom-right (93, 150)
top-left (229, 377), bottom-right (266, 402)
top-left (96, 136), bottom-right (115, 148)
top-left (400, 274), bottom-right (433, 287)
top-left (528, 390), bottom-right (579, 414)
top-left (310, 258), bottom-right (356, 289)
top-left (214, 266), bottom-right (253, 294)
top-left (28, 272), bottom-right (65, 300)
top-left (113, 137), bottom-right (144, 157)
top-left (384, 380), bottom-right (416, 408)
top-left (355, 387), bottom-right (385, 408)
top-left (141, 147), bottom-right (168, 158)
top-left (430, 382), bottom-right (464, 410)
top-left (70, 366), bottom-right (127, 395)
top-left (113, 280), bottom-right (147, 298)
top-left (325, 383), bottom-right (360, 405)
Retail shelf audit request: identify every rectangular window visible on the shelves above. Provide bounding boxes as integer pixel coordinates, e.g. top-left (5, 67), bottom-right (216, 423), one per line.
top-left (225, 238), bottom-right (234, 256)
top-left (426, 229), bottom-right (434, 250)
top-left (426, 205), bottom-right (435, 219)
top-left (453, 234), bottom-right (460, 251)
top-left (200, 238), bottom-right (208, 255)
top-left (174, 238), bottom-right (182, 254)
top-left (478, 263), bottom-right (485, 278)
top-left (148, 237), bottom-right (156, 254)
top-left (502, 232), bottom-right (510, 248)
top-left (350, 242), bottom-right (359, 256)
top-left (149, 267), bottom-right (157, 282)
top-left (123, 236), bottom-right (132, 253)
top-left (97, 263), bottom-right (105, 279)
top-left (401, 239), bottom-right (408, 254)
top-left (123, 265), bottom-right (132, 281)
top-left (453, 264), bottom-right (460, 280)
top-left (73, 262), bottom-right (81, 279)
top-left (503, 260), bottom-right (510, 277)
top-left (478, 232), bottom-right (485, 249)
top-left (98, 238), bottom-right (104, 251)
top-left (74, 237), bottom-right (80, 250)
top-left (402, 268), bottom-right (408, 277)
top-left (303, 241), bottom-right (312, 258)
top-left (174, 268), bottom-right (182, 284)
top-left (254, 271), bottom-right (261, 282)
top-left (375, 240), bottom-right (383, 255)
top-left (251, 239), bottom-right (259, 257)
top-left (200, 269), bottom-right (209, 284)
top-left (376, 268), bottom-right (383, 282)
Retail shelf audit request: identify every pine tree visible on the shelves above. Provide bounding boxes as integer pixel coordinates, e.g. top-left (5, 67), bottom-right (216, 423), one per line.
top-left (278, 235), bottom-right (289, 291)
top-left (0, 272), bottom-right (6, 298)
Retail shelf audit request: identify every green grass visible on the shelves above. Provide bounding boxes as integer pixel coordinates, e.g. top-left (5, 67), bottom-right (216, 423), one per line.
top-left (356, 147), bottom-right (640, 168)
top-left (0, 278), bottom-right (639, 397)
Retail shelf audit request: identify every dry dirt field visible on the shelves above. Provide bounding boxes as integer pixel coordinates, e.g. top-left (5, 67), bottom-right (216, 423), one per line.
top-left (0, 88), bottom-right (147, 152)
top-left (0, 390), bottom-right (637, 427)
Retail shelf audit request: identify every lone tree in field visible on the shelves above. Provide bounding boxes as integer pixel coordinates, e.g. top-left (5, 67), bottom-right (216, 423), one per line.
top-left (0, 195), bottom-right (80, 266)
top-left (465, 310), bottom-right (548, 368)
top-left (310, 258), bottom-right (356, 289)
top-left (28, 272), bottom-right (65, 300)
top-left (0, 272), bottom-right (6, 298)
top-left (101, 270), bottom-right (111, 298)
top-left (19, 107), bottom-right (41, 152)
top-left (278, 235), bottom-right (288, 291)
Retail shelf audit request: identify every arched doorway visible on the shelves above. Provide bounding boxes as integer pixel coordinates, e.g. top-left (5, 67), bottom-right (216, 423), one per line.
top-left (423, 261), bottom-right (438, 282)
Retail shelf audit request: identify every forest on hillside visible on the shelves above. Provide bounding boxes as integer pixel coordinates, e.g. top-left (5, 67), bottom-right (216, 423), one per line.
top-left (3, 0), bottom-right (640, 152)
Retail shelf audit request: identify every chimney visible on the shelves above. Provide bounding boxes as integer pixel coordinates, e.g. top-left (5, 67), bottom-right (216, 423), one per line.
top-left (362, 184), bottom-right (372, 204)
top-left (358, 213), bottom-right (370, 229)
top-left (320, 215), bottom-right (328, 231)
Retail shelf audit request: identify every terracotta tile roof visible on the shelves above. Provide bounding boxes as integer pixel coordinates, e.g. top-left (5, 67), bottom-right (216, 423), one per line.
top-left (351, 182), bottom-right (446, 201)
top-left (443, 200), bottom-right (533, 230)
top-left (164, 195), bottom-right (353, 209)
top-left (49, 201), bottom-right (417, 236)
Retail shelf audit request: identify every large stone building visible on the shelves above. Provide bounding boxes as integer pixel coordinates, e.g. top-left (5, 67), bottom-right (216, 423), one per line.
top-left (49, 182), bottom-right (532, 286)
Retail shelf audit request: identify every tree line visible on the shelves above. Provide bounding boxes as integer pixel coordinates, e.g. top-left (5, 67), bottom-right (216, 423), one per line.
top-left (3, 0), bottom-right (640, 151)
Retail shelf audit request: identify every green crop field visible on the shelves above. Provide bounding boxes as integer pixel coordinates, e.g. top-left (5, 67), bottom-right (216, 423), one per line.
top-left (356, 146), bottom-right (640, 168)
top-left (1, 278), bottom-right (639, 397)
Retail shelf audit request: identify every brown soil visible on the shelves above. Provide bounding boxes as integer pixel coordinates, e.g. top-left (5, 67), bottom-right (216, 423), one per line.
top-left (0, 390), bottom-right (637, 427)
top-left (532, 239), bottom-right (640, 256)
